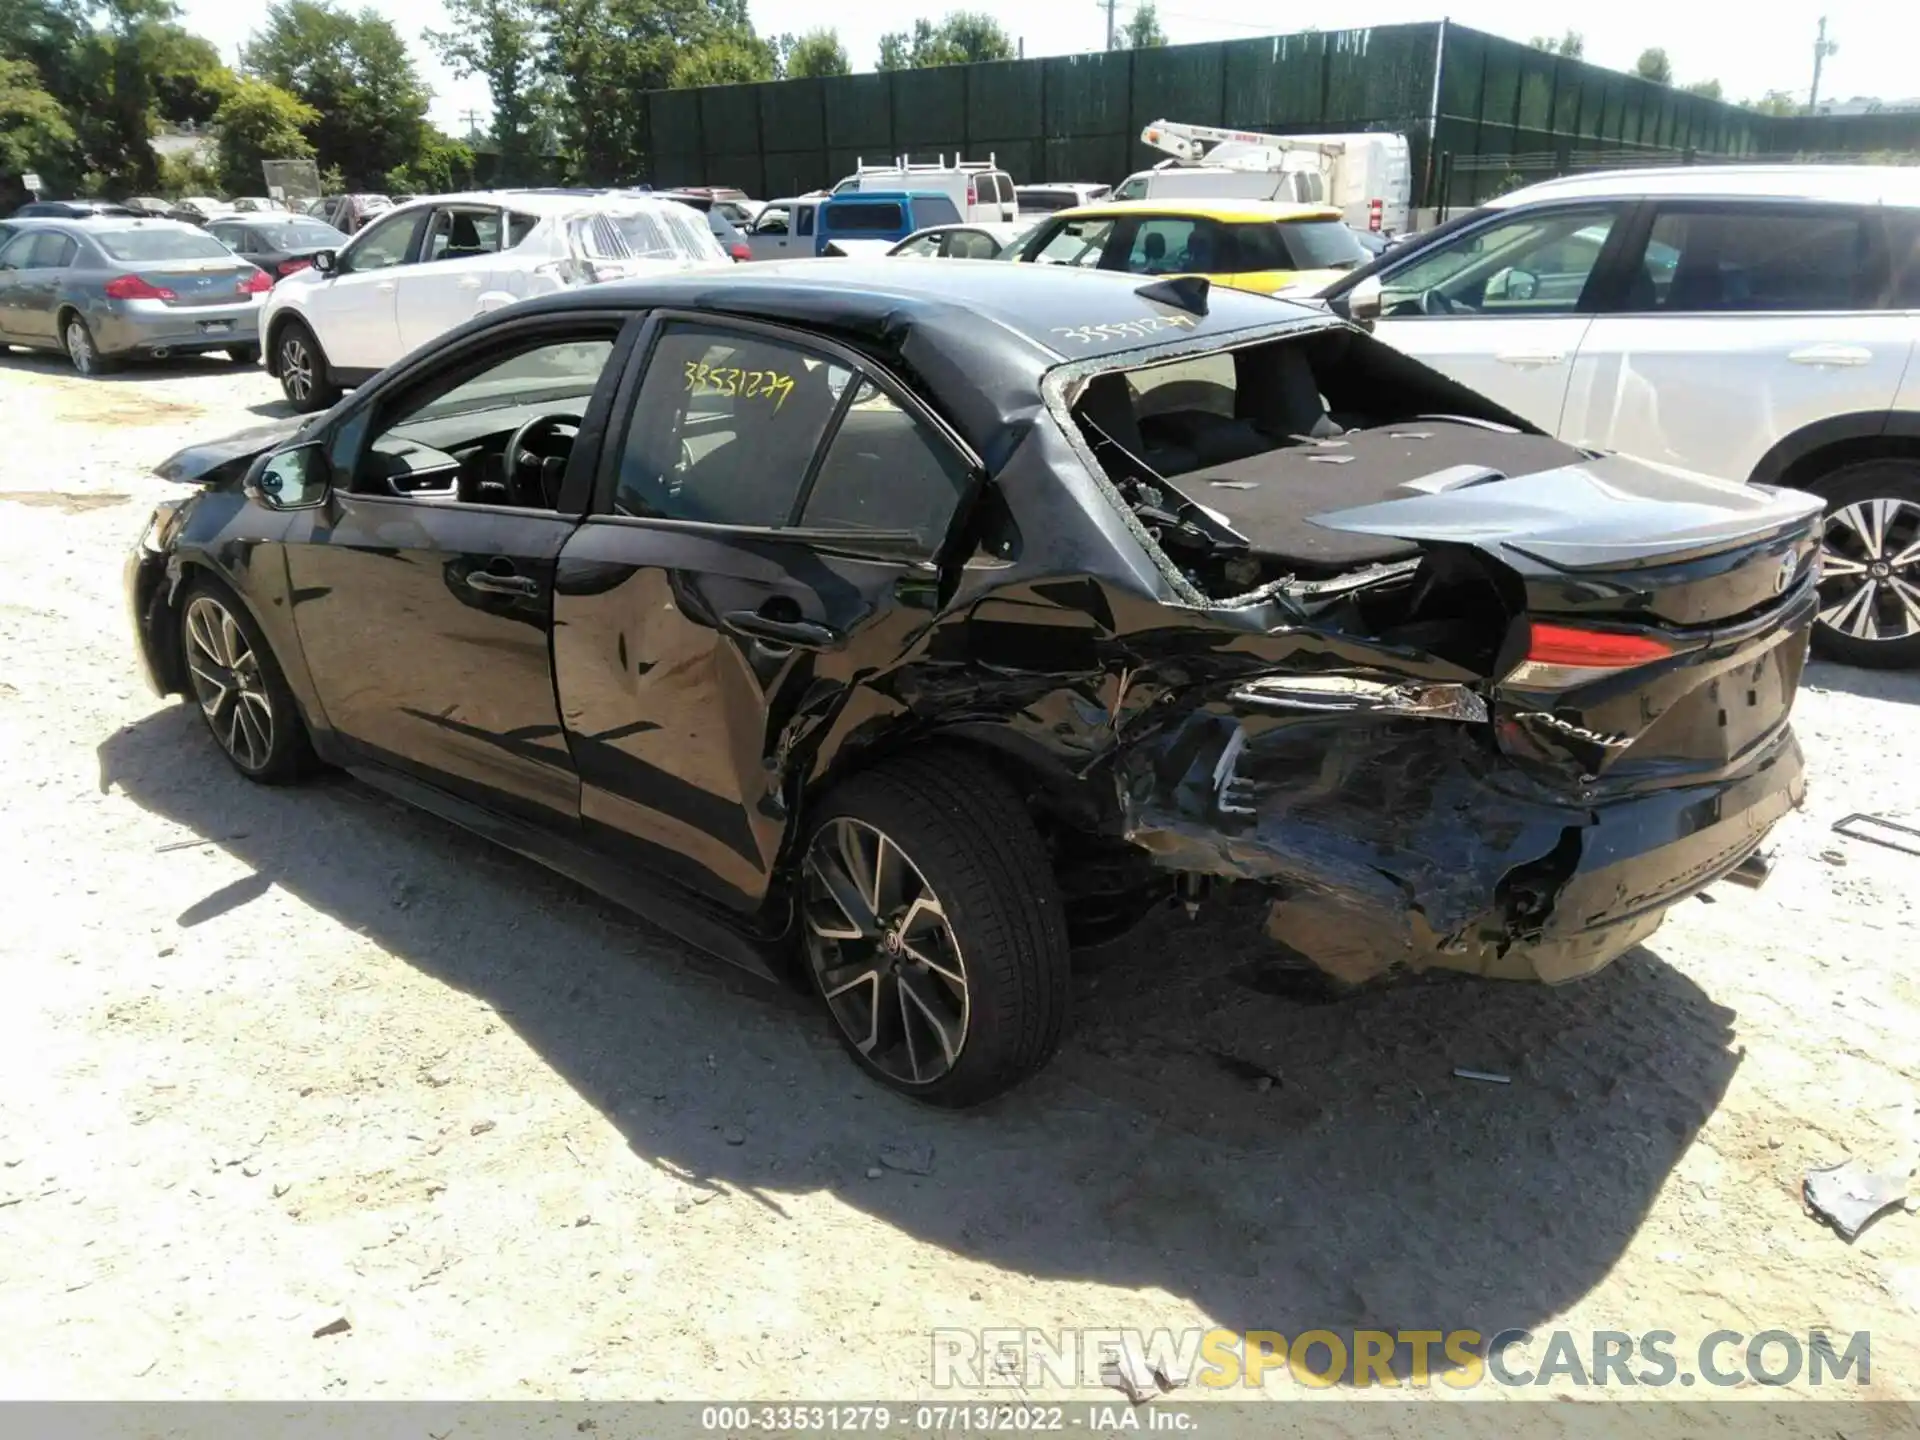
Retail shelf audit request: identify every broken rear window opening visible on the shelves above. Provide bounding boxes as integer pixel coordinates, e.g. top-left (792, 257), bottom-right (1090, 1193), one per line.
top-left (1060, 322), bottom-right (1557, 672)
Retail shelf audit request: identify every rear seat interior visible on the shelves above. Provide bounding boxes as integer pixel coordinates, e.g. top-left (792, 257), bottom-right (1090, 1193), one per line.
top-left (1072, 330), bottom-right (1585, 571)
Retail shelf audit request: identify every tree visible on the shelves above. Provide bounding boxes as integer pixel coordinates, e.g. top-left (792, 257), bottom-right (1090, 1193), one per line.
top-left (0, 55), bottom-right (75, 181)
top-left (1122, 0), bottom-right (1166, 48)
top-left (148, 26), bottom-right (230, 125)
top-left (1634, 47), bottom-right (1672, 85)
top-left (1527, 30), bottom-right (1584, 59)
top-left (1745, 89), bottom-right (1799, 117)
top-left (424, 0), bottom-right (548, 182)
top-left (242, 0), bottom-right (430, 188)
top-left (386, 127), bottom-right (474, 193)
top-left (877, 11), bottom-right (1015, 69)
top-left (1682, 78), bottom-right (1723, 102)
top-left (778, 28), bottom-right (848, 78)
top-left (532, 0), bottom-right (782, 183)
top-left (213, 76), bottom-right (314, 193)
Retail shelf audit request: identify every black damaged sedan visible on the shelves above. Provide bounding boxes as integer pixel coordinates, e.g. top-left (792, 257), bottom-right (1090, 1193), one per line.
top-left (128, 262), bottom-right (1819, 1105)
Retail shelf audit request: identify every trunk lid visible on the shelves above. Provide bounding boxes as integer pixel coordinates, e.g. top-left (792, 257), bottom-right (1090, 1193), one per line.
top-left (141, 257), bottom-right (260, 307)
top-left (1309, 452), bottom-right (1824, 794)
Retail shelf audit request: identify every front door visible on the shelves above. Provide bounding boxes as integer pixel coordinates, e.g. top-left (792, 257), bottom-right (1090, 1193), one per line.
top-left (305, 207), bottom-right (426, 370)
top-left (284, 320), bottom-right (629, 826)
top-left (1366, 201), bottom-right (1631, 436)
top-left (1564, 200), bottom-right (1914, 482)
top-left (553, 315), bottom-right (978, 911)
top-left (395, 204), bottom-right (505, 355)
top-left (1, 231), bottom-right (76, 343)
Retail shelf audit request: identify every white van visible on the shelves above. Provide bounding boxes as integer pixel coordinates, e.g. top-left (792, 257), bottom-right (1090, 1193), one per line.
top-left (1116, 128), bottom-right (1411, 236)
top-left (832, 155), bottom-right (1018, 225)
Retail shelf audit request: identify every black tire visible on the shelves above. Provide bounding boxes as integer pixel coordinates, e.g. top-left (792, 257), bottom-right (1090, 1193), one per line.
top-left (225, 343), bottom-right (262, 365)
top-left (1806, 458), bottom-right (1920, 670)
top-left (274, 320), bottom-right (340, 413)
top-left (61, 313), bottom-right (117, 377)
top-left (177, 577), bottom-right (317, 784)
top-left (799, 749), bottom-right (1071, 1107)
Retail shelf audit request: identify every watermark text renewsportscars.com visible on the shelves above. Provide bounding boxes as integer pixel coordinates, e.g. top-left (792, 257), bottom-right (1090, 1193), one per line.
top-left (931, 1327), bottom-right (1873, 1390)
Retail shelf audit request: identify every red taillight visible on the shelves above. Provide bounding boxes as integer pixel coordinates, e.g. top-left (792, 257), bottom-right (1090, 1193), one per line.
top-left (104, 274), bottom-right (176, 301)
top-left (966, 182), bottom-right (977, 205)
top-left (238, 268), bottom-right (273, 294)
top-left (729, 242), bottom-right (751, 261)
top-left (1505, 621), bottom-right (1676, 690)
top-left (277, 258), bottom-right (311, 276)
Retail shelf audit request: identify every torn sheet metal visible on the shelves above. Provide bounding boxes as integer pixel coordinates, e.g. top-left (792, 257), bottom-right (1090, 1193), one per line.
top-left (1805, 1159), bottom-right (1911, 1242)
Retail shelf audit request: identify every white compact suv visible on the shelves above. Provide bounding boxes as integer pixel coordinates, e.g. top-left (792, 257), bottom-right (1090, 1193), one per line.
top-left (261, 190), bottom-right (728, 413)
top-left (1315, 165), bottom-right (1920, 667)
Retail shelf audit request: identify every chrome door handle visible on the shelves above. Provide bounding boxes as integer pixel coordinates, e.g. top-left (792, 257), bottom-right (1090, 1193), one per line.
top-left (458, 277), bottom-right (482, 290)
top-left (376, 281), bottom-right (396, 293)
top-left (1789, 344), bottom-right (1871, 366)
top-left (466, 570), bottom-right (538, 596)
top-left (1494, 350), bottom-right (1566, 366)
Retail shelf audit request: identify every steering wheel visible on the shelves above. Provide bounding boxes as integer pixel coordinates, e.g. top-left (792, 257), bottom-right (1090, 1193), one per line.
top-left (1418, 288), bottom-right (1461, 316)
top-left (504, 412), bottom-right (582, 501)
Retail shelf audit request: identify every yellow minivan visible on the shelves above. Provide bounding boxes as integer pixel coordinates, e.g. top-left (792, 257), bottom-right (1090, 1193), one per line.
top-left (1005, 199), bottom-right (1368, 295)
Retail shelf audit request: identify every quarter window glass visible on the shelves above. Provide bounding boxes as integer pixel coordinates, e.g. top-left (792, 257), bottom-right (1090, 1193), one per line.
top-left (507, 211), bottom-right (540, 247)
top-left (1891, 212), bottom-right (1920, 308)
top-left (896, 234), bottom-right (941, 258)
top-left (347, 211), bottom-right (423, 271)
top-left (1636, 208), bottom-right (1873, 312)
top-left (1381, 207), bottom-right (1617, 315)
top-left (796, 207), bottom-right (815, 238)
top-left (801, 381), bottom-right (970, 547)
top-left (616, 326), bottom-right (850, 526)
top-left (1029, 217), bottom-right (1114, 268)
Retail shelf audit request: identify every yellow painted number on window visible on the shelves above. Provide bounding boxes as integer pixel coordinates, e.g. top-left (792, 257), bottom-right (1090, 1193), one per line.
top-left (685, 363), bottom-right (795, 410)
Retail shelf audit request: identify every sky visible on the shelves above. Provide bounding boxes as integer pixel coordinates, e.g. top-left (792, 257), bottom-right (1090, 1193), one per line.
top-left (176, 0), bottom-right (1918, 136)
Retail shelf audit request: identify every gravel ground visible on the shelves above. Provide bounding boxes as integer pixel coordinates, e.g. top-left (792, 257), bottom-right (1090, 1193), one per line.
top-left (1, 350), bottom-right (1917, 1406)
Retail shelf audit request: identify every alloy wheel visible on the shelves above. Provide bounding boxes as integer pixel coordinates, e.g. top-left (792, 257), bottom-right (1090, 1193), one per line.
top-left (280, 335), bottom-right (313, 403)
top-left (803, 817), bottom-right (970, 1087)
top-left (1817, 498), bottom-right (1920, 646)
top-left (183, 595), bottom-right (275, 772)
top-left (65, 320), bottom-right (94, 376)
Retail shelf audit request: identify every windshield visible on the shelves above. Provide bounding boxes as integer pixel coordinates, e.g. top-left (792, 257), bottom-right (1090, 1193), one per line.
top-left (254, 219), bottom-right (347, 248)
top-left (95, 230), bottom-right (235, 262)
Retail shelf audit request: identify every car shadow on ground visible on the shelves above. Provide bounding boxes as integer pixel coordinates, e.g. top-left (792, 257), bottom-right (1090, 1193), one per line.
top-left (0, 348), bottom-right (253, 382)
top-left (98, 704), bottom-right (1739, 1368)
top-left (1803, 657), bottom-right (1920, 705)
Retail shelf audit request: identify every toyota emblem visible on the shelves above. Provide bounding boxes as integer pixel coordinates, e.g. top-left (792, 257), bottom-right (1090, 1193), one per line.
top-left (1776, 550), bottom-right (1798, 593)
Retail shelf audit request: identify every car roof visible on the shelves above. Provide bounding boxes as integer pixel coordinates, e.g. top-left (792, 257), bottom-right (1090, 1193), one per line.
top-left (1492, 164), bottom-right (1920, 209)
top-left (826, 190), bottom-right (959, 202)
top-left (898, 222), bottom-right (1029, 241)
top-left (377, 189), bottom-right (706, 219)
top-left (1052, 198), bottom-right (1345, 224)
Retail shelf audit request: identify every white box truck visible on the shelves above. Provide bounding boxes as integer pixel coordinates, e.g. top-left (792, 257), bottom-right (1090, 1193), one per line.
top-left (1116, 120), bottom-right (1412, 236)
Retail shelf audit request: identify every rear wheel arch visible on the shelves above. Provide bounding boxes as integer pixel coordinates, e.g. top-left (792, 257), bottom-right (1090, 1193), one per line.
top-left (1748, 412), bottom-right (1920, 494)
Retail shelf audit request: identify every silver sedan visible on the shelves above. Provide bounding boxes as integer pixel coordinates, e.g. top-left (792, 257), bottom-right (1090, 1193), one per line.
top-left (0, 218), bottom-right (270, 376)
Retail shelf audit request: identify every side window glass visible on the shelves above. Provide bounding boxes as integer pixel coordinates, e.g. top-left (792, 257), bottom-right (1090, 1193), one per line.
top-left (1637, 207), bottom-right (1874, 313)
top-left (1112, 177), bottom-right (1146, 202)
top-left (506, 211), bottom-right (540, 248)
top-left (801, 381), bottom-right (971, 548)
top-left (358, 335), bottom-right (615, 502)
top-left (1125, 217), bottom-right (1201, 275)
top-left (897, 234), bottom-right (940, 258)
top-left (797, 206), bottom-right (816, 238)
top-left (1031, 217), bottom-right (1114, 268)
top-left (0, 233), bottom-right (33, 269)
top-left (1381, 207), bottom-right (1617, 316)
top-left (615, 325), bottom-right (850, 526)
top-left (754, 207), bottom-right (789, 235)
top-left (425, 208), bottom-right (502, 262)
top-left (345, 211), bottom-right (422, 272)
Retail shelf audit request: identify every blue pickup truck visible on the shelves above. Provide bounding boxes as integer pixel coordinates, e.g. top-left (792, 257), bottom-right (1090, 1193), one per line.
top-left (742, 191), bottom-right (963, 260)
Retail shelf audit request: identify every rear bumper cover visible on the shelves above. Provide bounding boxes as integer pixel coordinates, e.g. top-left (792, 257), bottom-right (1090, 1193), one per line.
top-left (1119, 710), bottom-right (1805, 985)
top-left (94, 300), bottom-right (261, 356)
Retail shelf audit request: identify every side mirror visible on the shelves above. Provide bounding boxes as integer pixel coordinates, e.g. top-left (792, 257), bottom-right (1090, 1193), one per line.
top-left (310, 249), bottom-right (337, 275)
top-left (1346, 274), bottom-right (1384, 323)
top-left (246, 444), bottom-right (332, 509)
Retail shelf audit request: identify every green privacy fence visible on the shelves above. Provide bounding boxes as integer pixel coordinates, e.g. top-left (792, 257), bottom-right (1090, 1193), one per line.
top-left (634, 23), bottom-right (1920, 206)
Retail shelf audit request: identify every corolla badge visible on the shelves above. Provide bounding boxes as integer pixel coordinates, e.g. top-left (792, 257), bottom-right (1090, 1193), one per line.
top-left (1776, 550), bottom-right (1798, 593)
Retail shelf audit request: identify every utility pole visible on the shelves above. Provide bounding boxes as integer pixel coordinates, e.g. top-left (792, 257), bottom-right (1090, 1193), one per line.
top-left (459, 108), bottom-right (486, 142)
top-left (1809, 16), bottom-right (1838, 114)
top-left (1099, 0), bottom-right (1117, 50)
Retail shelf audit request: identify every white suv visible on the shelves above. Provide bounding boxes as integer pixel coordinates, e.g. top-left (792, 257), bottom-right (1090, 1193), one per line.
top-left (262, 190), bottom-right (727, 414)
top-left (1317, 166), bottom-right (1920, 667)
